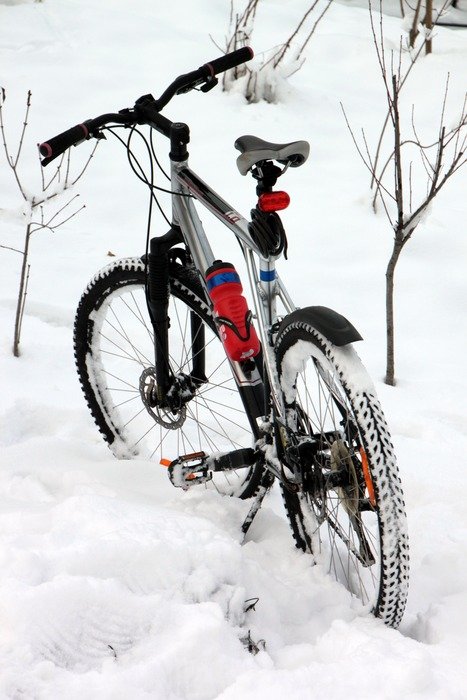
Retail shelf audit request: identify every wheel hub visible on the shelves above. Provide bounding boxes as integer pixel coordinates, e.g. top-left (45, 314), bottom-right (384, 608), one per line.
top-left (139, 367), bottom-right (188, 430)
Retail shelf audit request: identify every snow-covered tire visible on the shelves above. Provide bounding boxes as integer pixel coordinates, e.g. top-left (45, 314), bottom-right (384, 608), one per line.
top-left (73, 257), bottom-right (264, 499)
top-left (275, 321), bottom-right (409, 627)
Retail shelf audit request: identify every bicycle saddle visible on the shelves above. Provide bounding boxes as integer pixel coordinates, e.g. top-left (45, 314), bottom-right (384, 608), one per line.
top-left (234, 135), bottom-right (310, 175)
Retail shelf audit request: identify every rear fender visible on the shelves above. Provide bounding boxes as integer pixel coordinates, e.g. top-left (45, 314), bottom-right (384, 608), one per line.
top-left (276, 306), bottom-right (362, 347)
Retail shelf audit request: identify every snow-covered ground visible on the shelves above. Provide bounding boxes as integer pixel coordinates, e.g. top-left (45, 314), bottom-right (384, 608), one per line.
top-left (1, 1), bottom-right (466, 698)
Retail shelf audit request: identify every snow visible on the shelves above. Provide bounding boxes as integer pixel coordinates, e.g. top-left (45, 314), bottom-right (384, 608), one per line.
top-left (279, 337), bottom-right (376, 403)
top-left (1, 0), bottom-right (467, 698)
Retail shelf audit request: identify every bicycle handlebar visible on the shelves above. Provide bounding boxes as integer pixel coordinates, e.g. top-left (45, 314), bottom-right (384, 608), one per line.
top-left (39, 121), bottom-right (91, 161)
top-left (39, 47), bottom-right (254, 167)
top-left (204, 46), bottom-right (253, 77)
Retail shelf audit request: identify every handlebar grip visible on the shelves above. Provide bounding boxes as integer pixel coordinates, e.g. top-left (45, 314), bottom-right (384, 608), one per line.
top-left (39, 121), bottom-right (91, 164)
top-left (202, 47), bottom-right (254, 77)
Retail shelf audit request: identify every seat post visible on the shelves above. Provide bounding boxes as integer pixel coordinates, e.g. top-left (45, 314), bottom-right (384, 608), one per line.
top-left (252, 161), bottom-right (283, 195)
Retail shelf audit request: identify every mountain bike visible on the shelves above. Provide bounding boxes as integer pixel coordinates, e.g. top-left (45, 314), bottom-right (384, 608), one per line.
top-left (40, 47), bottom-right (409, 628)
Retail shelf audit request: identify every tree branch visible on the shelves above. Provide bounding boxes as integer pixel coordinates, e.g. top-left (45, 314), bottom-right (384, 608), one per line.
top-left (0, 244), bottom-right (23, 254)
top-left (0, 88), bottom-right (28, 200)
top-left (14, 90), bottom-right (31, 167)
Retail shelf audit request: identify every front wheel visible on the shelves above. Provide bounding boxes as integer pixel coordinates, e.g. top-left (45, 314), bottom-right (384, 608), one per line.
top-left (275, 321), bottom-right (409, 627)
top-left (73, 257), bottom-right (264, 499)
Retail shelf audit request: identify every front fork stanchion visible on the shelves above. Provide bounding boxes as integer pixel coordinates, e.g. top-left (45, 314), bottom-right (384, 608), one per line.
top-left (190, 310), bottom-right (206, 384)
top-left (148, 250), bottom-right (170, 399)
top-left (146, 226), bottom-right (183, 400)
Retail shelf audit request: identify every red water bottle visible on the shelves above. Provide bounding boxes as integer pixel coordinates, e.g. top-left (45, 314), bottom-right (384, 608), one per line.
top-left (205, 261), bottom-right (260, 362)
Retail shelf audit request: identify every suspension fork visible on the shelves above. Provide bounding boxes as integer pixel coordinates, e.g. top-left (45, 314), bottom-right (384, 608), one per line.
top-left (146, 225), bottom-right (198, 401)
top-left (146, 225), bottom-right (265, 430)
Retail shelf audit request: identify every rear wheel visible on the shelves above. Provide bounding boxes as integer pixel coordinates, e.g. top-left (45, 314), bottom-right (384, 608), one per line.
top-left (73, 257), bottom-right (264, 499)
top-left (275, 321), bottom-right (409, 627)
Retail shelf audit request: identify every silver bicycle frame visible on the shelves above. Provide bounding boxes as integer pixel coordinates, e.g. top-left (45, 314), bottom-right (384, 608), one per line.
top-left (170, 159), bottom-right (296, 418)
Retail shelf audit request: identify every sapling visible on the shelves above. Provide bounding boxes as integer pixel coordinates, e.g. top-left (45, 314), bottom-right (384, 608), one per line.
top-left (0, 89), bottom-right (97, 356)
top-left (406, 0), bottom-right (453, 52)
top-left (342, 6), bottom-right (466, 385)
top-left (214, 0), bottom-right (333, 103)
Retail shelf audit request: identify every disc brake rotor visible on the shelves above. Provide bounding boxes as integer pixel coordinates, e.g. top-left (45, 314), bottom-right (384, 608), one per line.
top-left (139, 367), bottom-right (187, 430)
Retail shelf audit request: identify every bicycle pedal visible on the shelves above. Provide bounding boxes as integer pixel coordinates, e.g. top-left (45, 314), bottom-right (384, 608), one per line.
top-left (166, 452), bottom-right (212, 490)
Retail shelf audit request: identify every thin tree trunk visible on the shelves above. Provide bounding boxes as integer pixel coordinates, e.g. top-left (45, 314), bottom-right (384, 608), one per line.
top-left (409, 0), bottom-right (423, 47)
top-left (13, 224), bottom-right (31, 357)
top-left (424, 0), bottom-right (433, 54)
top-left (385, 238), bottom-right (404, 386)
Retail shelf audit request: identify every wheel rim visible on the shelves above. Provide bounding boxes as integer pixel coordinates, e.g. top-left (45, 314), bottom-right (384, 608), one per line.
top-left (87, 280), bottom-right (256, 496)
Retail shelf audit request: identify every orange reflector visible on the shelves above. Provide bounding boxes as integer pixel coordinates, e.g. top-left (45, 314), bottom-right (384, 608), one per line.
top-left (359, 447), bottom-right (376, 507)
top-left (258, 191), bottom-right (290, 212)
top-left (159, 458), bottom-right (172, 468)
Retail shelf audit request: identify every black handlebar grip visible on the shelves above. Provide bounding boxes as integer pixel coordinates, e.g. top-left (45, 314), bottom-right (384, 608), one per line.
top-left (39, 121), bottom-right (91, 164)
top-left (202, 47), bottom-right (254, 77)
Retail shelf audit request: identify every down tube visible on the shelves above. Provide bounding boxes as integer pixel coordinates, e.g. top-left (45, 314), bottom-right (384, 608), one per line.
top-left (171, 166), bottom-right (266, 433)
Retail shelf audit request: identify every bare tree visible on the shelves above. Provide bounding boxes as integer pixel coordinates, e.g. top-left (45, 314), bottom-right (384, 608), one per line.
top-left (214, 0), bottom-right (333, 103)
top-left (342, 10), bottom-right (466, 386)
top-left (408, 0), bottom-right (424, 46)
top-left (423, 0), bottom-right (434, 52)
top-left (0, 89), bottom-right (97, 356)
top-left (406, 0), bottom-right (453, 52)
top-left (218, 0), bottom-right (260, 89)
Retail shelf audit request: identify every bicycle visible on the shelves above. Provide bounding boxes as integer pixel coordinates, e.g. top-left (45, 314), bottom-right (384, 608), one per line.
top-left (40, 47), bottom-right (409, 628)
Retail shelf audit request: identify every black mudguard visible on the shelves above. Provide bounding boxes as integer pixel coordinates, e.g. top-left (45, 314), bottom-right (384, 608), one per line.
top-left (276, 306), bottom-right (362, 347)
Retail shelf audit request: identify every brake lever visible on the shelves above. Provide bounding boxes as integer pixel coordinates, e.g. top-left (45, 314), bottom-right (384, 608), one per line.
top-left (176, 75), bottom-right (219, 96)
top-left (200, 76), bottom-right (219, 93)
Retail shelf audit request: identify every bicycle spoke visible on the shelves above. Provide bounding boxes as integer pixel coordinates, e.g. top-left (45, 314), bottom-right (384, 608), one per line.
top-left (195, 396), bottom-right (251, 434)
top-left (196, 395), bottom-right (246, 415)
top-left (114, 394), bottom-right (142, 409)
top-left (122, 292), bottom-right (154, 345)
top-left (101, 368), bottom-right (139, 391)
top-left (99, 330), bottom-right (148, 366)
top-left (100, 348), bottom-right (144, 364)
top-left (106, 307), bottom-right (153, 366)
